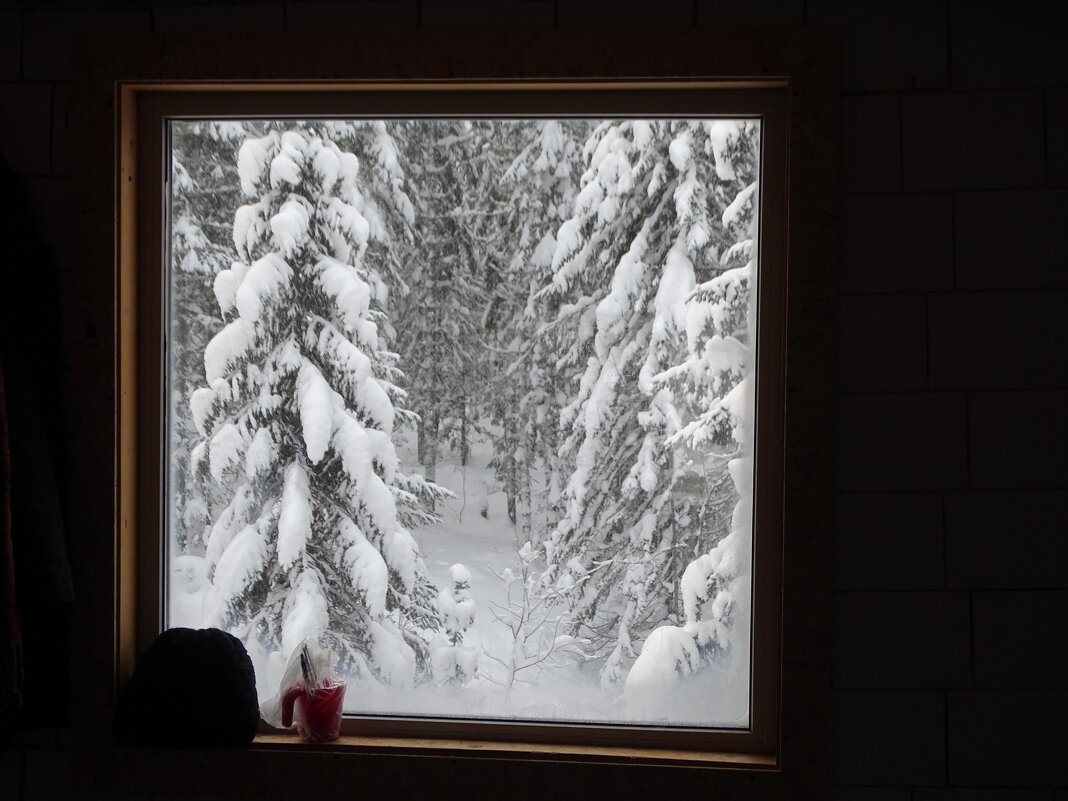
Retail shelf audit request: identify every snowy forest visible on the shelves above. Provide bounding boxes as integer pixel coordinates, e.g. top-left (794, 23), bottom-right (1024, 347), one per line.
top-left (165, 116), bottom-right (760, 727)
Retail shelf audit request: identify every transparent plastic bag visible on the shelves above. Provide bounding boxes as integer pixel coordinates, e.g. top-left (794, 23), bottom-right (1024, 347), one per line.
top-left (260, 639), bottom-right (346, 742)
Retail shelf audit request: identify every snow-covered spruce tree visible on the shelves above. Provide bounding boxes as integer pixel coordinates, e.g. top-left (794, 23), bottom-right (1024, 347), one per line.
top-left (621, 121), bottom-right (760, 711)
top-left (169, 121), bottom-right (255, 555)
top-left (535, 119), bottom-right (760, 688)
top-left (430, 563), bottom-right (479, 686)
top-left (191, 125), bottom-right (448, 685)
top-left (486, 121), bottom-right (586, 535)
top-left (393, 121), bottom-right (491, 485)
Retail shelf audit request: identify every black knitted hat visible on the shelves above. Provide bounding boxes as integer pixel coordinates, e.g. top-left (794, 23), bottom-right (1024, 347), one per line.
top-left (113, 627), bottom-right (260, 748)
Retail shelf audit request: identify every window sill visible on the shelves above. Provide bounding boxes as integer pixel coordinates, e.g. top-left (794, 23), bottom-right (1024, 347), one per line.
top-left (253, 733), bottom-right (778, 769)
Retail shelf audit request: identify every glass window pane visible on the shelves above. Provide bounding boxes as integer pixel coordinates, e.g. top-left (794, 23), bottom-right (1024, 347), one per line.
top-left (165, 117), bottom-right (760, 728)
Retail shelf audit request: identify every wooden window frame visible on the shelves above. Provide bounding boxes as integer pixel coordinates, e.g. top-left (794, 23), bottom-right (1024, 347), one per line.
top-left (70, 29), bottom-right (836, 796)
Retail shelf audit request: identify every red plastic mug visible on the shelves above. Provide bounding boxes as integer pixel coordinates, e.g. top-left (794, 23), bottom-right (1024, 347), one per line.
top-left (280, 680), bottom-right (346, 742)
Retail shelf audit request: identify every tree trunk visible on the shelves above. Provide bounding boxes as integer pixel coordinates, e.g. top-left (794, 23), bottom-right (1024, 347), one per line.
top-left (460, 399), bottom-right (469, 467)
top-left (521, 427), bottom-right (535, 537)
top-left (425, 412), bottom-right (438, 509)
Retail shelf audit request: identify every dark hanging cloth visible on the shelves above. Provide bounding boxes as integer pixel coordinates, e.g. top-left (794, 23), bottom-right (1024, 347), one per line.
top-left (0, 356), bottom-right (20, 712)
top-left (0, 157), bottom-right (73, 730)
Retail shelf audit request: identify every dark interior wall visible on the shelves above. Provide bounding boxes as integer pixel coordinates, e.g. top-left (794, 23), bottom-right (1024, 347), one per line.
top-left (0, 1), bottom-right (1065, 799)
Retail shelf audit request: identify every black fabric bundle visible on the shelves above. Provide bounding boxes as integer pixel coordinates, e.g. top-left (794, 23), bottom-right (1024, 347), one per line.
top-left (113, 627), bottom-right (260, 748)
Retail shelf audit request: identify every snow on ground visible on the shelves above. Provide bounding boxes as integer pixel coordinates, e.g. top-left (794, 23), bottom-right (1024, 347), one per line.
top-left (397, 429), bottom-right (515, 644)
top-left (370, 426), bottom-right (623, 722)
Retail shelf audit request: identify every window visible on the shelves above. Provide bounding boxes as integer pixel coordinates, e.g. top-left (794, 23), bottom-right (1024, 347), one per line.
top-left (146, 88), bottom-right (782, 753)
top-left (75, 29), bottom-right (833, 791)
top-left (166, 110), bottom-right (766, 734)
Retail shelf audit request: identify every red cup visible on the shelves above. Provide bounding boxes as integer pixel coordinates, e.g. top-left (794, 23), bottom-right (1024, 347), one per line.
top-left (280, 680), bottom-right (346, 742)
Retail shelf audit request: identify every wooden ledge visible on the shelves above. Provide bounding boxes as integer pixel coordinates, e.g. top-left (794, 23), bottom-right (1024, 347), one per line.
top-left (253, 732), bottom-right (780, 769)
